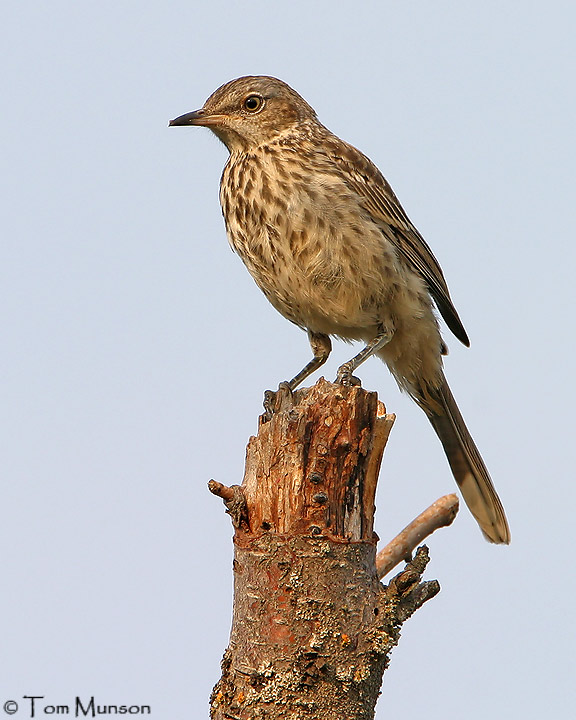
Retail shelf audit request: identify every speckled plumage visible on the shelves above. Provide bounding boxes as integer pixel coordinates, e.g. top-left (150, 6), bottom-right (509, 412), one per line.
top-left (170, 76), bottom-right (510, 544)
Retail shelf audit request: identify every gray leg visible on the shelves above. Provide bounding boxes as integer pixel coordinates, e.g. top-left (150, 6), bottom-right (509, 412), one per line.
top-left (336, 327), bottom-right (393, 386)
top-left (263, 331), bottom-right (332, 420)
top-left (288, 331), bottom-right (332, 390)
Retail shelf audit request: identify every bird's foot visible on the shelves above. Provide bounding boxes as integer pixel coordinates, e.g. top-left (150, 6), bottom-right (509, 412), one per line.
top-left (335, 363), bottom-right (362, 387)
top-left (263, 381), bottom-right (294, 421)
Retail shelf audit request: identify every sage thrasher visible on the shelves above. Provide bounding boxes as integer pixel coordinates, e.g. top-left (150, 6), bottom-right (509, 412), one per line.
top-left (170, 76), bottom-right (510, 544)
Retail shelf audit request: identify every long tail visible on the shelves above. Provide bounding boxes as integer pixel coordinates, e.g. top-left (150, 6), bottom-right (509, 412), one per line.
top-left (413, 375), bottom-right (510, 544)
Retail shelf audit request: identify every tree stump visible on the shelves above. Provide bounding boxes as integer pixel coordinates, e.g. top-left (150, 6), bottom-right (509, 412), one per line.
top-left (209, 378), bottom-right (440, 720)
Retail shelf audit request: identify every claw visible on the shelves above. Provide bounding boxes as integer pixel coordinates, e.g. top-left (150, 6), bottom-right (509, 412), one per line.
top-left (335, 364), bottom-right (362, 387)
top-left (263, 390), bottom-right (276, 420)
top-left (263, 381), bottom-right (294, 421)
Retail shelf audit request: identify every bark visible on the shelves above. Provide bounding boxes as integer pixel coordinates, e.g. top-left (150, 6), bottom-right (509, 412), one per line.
top-left (208, 378), bottom-right (440, 720)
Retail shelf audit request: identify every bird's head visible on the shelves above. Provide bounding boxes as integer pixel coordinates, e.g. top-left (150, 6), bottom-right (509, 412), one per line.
top-left (169, 76), bottom-right (317, 152)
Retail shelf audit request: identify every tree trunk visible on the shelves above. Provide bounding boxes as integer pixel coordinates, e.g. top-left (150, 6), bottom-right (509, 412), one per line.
top-left (209, 378), bottom-right (439, 720)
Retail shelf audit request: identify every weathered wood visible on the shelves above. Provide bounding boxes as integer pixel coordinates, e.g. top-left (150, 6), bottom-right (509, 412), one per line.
top-left (209, 379), bottom-right (439, 720)
top-left (241, 379), bottom-right (394, 542)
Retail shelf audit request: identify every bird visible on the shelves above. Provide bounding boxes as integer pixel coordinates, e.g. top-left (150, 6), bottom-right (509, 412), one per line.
top-left (169, 76), bottom-right (510, 544)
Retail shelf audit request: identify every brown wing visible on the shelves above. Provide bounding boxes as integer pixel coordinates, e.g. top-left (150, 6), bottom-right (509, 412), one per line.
top-left (331, 140), bottom-right (470, 347)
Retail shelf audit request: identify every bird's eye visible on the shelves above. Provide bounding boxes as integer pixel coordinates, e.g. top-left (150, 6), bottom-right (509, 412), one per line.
top-left (243, 95), bottom-right (264, 113)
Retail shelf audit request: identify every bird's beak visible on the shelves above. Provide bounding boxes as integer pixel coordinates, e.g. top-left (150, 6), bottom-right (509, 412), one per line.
top-left (169, 109), bottom-right (211, 127)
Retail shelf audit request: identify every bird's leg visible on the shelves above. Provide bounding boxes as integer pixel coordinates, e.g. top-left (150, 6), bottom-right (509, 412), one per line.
top-left (263, 331), bottom-right (331, 420)
top-left (336, 327), bottom-right (393, 386)
top-left (287, 331), bottom-right (332, 390)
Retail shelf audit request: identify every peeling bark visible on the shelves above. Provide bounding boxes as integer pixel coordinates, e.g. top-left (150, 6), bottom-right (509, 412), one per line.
top-left (209, 379), bottom-right (440, 720)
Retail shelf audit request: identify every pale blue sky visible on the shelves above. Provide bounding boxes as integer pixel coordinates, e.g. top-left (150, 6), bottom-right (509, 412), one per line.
top-left (2, 1), bottom-right (575, 718)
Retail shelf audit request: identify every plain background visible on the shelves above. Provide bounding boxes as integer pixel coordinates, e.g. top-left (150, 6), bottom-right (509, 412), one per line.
top-left (2, 1), bottom-right (574, 718)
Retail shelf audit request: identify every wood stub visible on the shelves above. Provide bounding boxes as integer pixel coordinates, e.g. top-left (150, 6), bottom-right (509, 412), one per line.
top-left (376, 494), bottom-right (460, 579)
top-left (237, 378), bottom-right (395, 543)
top-left (209, 378), bottom-right (439, 720)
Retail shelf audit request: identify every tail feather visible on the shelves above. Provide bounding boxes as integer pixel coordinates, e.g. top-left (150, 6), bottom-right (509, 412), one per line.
top-left (415, 376), bottom-right (510, 544)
